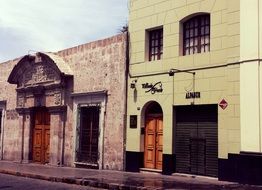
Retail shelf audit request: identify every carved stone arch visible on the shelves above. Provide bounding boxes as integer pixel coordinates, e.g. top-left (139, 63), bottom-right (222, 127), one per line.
top-left (8, 52), bottom-right (73, 109)
top-left (8, 52), bottom-right (72, 88)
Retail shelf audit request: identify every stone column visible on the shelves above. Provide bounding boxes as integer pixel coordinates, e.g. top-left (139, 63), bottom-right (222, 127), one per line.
top-left (22, 112), bottom-right (31, 163)
top-left (49, 106), bottom-right (66, 166)
top-left (49, 113), bottom-right (62, 166)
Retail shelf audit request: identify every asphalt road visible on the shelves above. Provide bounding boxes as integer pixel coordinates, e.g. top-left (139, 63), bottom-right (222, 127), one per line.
top-left (0, 173), bottom-right (104, 190)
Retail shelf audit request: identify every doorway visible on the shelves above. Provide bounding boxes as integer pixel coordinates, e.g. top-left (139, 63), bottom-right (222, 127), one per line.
top-left (144, 102), bottom-right (163, 170)
top-left (32, 108), bottom-right (50, 164)
top-left (76, 106), bottom-right (100, 165)
top-left (175, 105), bottom-right (218, 177)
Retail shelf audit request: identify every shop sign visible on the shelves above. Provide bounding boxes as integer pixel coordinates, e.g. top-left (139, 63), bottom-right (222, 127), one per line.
top-left (142, 82), bottom-right (163, 94)
top-left (219, 99), bottom-right (228, 110)
top-left (185, 92), bottom-right (201, 99)
top-left (130, 115), bottom-right (137, 128)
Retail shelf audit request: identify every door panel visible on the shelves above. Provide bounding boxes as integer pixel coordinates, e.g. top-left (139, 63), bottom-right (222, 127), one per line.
top-left (33, 129), bottom-right (42, 163)
top-left (44, 128), bottom-right (50, 163)
top-left (144, 116), bottom-right (163, 170)
top-left (176, 122), bottom-right (218, 177)
top-left (156, 118), bottom-right (163, 170)
top-left (33, 109), bottom-right (50, 164)
top-left (144, 118), bottom-right (156, 169)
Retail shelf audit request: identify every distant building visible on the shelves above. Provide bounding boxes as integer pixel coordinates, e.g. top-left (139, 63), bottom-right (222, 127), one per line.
top-left (126, 0), bottom-right (262, 185)
top-left (0, 33), bottom-right (127, 170)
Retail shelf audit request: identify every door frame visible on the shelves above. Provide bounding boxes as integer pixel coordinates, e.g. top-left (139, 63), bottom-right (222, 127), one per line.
top-left (72, 92), bottom-right (107, 169)
top-left (143, 101), bottom-right (163, 170)
top-left (144, 115), bottom-right (163, 170)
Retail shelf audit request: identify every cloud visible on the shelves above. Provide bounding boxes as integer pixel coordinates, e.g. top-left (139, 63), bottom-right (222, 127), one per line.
top-left (0, 0), bottom-right (128, 62)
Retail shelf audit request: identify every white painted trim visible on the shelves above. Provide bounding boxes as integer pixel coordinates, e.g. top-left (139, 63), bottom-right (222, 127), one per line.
top-left (72, 93), bottom-right (106, 169)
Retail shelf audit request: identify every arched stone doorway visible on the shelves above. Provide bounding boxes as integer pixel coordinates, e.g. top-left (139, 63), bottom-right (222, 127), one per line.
top-left (7, 52), bottom-right (73, 165)
top-left (143, 101), bottom-right (163, 170)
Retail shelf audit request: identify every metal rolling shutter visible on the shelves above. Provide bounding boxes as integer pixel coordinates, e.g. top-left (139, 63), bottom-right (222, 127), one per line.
top-left (175, 105), bottom-right (218, 177)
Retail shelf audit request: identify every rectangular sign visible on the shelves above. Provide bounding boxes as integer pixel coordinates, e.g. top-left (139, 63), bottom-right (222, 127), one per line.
top-left (130, 115), bottom-right (137, 129)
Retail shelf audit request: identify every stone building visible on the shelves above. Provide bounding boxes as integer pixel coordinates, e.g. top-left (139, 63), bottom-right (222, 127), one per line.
top-left (126, 0), bottom-right (262, 185)
top-left (0, 33), bottom-right (127, 170)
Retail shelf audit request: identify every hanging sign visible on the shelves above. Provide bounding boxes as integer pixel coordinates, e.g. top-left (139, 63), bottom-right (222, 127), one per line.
top-left (142, 82), bottom-right (163, 94)
top-left (219, 99), bottom-right (228, 110)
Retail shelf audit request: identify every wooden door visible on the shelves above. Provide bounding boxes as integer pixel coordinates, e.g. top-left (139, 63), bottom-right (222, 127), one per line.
top-left (33, 109), bottom-right (50, 164)
top-left (144, 116), bottom-right (163, 170)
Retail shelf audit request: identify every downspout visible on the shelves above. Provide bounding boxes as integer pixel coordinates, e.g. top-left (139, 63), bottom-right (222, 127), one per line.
top-left (123, 31), bottom-right (129, 170)
top-left (258, 0), bottom-right (261, 152)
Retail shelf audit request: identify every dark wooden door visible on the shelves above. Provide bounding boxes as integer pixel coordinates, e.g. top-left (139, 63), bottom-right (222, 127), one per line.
top-left (33, 109), bottom-right (50, 164)
top-left (144, 116), bottom-right (163, 170)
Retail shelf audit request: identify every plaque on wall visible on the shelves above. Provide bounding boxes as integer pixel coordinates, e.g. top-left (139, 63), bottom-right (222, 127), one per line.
top-left (130, 115), bottom-right (137, 129)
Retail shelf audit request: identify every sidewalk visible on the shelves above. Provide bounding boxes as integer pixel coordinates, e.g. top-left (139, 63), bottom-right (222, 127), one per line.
top-left (0, 161), bottom-right (261, 190)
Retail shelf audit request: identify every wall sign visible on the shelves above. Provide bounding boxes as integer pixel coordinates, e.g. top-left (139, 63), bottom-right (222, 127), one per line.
top-left (219, 99), bottom-right (228, 110)
top-left (130, 115), bottom-right (137, 128)
top-left (142, 82), bottom-right (163, 94)
top-left (185, 92), bottom-right (201, 99)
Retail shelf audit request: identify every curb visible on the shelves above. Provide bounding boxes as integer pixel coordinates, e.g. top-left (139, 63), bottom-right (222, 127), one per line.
top-left (0, 169), bottom-right (150, 190)
top-left (0, 169), bottom-right (261, 190)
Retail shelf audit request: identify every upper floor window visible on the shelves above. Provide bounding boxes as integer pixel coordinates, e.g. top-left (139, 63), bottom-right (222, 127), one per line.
top-left (149, 28), bottom-right (163, 61)
top-left (183, 14), bottom-right (210, 55)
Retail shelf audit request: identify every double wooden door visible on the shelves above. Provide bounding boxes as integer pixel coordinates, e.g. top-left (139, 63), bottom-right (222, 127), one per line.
top-left (144, 116), bottom-right (163, 170)
top-left (33, 110), bottom-right (50, 164)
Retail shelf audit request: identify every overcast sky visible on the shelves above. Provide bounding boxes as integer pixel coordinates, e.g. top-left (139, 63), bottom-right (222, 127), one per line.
top-left (0, 0), bottom-right (128, 62)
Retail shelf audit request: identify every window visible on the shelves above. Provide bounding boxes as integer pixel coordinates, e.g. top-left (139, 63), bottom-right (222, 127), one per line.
top-left (149, 28), bottom-right (163, 61)
top-left (183, 15), bottom-right (210, 55)
top-left (76, 106), bottom-right (100, 164)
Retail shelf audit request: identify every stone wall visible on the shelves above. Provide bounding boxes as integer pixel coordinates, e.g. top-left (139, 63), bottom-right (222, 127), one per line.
top-left (0, 59), bottom-right (21, 161)
top-left (58, 33), bottom-right (127, 170)
top-left (0, 33), bottom-right (127, 170)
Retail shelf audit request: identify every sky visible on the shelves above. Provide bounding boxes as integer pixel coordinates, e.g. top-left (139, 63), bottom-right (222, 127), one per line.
top-left (0, 0), bottom-right (129, 62)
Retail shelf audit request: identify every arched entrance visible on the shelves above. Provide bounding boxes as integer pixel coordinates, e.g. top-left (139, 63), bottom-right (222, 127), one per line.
top-left (144, 102), bottom-right (163, 170)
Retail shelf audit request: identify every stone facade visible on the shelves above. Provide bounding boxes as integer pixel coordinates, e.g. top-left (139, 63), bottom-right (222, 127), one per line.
top-left (0, 33), bottom-right (127, 170)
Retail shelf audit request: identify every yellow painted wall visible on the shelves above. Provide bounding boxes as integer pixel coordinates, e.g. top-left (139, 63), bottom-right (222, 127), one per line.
top-left (240, 0), bottom-right (262, 152)
top-left (127, 0), bottom-right (241, 159)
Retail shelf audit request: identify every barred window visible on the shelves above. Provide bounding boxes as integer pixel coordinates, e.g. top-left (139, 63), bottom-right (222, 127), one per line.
top-left (149, 28), bottom-right (163, 61)
top-left (183, 15), bottom-right (210, 55)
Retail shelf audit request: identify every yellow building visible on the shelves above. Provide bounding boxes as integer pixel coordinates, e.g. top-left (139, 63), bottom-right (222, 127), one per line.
top-left (126, 0), bottom-right (262, 184)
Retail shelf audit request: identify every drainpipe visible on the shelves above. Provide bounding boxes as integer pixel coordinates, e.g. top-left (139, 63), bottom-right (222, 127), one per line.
top-left (123, 31), bottom-right (129, 170)
top-left (258, 0), bottom-right (261, 152)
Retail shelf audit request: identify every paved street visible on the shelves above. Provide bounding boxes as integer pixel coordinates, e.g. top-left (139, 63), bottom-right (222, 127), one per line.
top-left (0, 173), bottom-right (104, 190)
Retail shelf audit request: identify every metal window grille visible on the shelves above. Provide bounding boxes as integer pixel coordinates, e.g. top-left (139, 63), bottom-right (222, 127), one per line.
top-left (149, 28), bottom-right (163, 61)
top-left (183, 15), bottom-right (210, 55)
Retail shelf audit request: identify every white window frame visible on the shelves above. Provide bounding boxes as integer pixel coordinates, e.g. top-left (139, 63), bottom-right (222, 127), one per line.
top-left (72, 91), bottom-right (107, 169)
